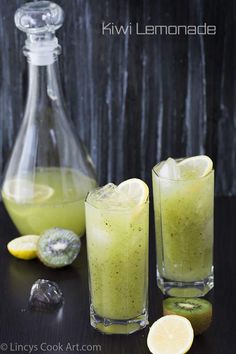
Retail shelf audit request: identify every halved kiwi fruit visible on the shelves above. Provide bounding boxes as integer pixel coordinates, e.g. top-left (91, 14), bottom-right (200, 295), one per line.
top-left (37, 228), bottom-right (81, 268)
top-left (163, 297), bottom-right (212, 335)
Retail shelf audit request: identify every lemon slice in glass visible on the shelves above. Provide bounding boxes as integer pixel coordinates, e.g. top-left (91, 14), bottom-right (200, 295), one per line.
top-left (147, 315), bottom-right (194, 354)
top-left (178, 155), bottom-right (213, 179)
top-left (117, 178), bottom-right (149, 205)
top-left (3, 179), bottom-right (54, 203)
top-left (7, 235), bottom-right (40, 260)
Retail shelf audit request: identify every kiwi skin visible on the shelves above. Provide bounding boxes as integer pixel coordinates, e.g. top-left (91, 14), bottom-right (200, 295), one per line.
top-left (163, 297), bottom-right (212, 335)
top-left (37, 228), bottom-right (81, 268)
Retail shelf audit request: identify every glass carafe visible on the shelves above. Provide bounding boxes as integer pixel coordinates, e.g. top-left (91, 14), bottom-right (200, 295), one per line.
top-left (1, 1), bottom-right (97, 236)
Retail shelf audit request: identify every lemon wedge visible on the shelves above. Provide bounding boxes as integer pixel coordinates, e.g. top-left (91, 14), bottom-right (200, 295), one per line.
top-left (117, 178), bottom-right (149, 205)
top-left (7, 235), bottom-right (40, 260)
top-left (147, 315), bottom-right (194, 354)
top-left (178, 155), bottom-right (213, 179)
top-left (3, 179), bottom-right (54, 203)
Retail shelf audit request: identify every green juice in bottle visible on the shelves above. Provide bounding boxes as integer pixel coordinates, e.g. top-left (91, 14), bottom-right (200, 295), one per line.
top-left (2, 168), bottom-right (96, 235)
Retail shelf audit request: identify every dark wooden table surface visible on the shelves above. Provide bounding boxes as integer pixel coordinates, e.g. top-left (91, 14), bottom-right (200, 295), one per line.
top-left (0, 197), bottom-right (235, 354)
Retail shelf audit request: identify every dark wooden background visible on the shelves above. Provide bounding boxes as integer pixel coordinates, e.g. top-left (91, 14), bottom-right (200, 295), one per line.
top-left (0, 0), bottom-right (235, 195)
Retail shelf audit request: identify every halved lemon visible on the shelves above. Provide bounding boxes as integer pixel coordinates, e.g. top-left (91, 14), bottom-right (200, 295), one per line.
top-left (178, 155), bottom-right (213, 179)
top-left (3, 179), bottom-right (54, 203)
top-left (117, 178), bottom-right (149, 205)
top-left (7, 235), bottom-right (40, 260)
top-left (147, 315), bottom-right (194, 354)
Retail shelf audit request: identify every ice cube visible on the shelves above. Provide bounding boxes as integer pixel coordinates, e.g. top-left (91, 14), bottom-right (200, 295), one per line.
top-left (110, 187), bottom-right (136, 209)
top-left (90, 227), bottom-right (112, 246)
top-left (86, 183), bottom-right (116, 208)
top-left (90, 183), bottom-right (116, 201)
top-left (158, 158), bottom-right (180, 180)
top-left (29, 279), bottom-right (63, 311)
top-left (87, 183), bottom-right (135, 209)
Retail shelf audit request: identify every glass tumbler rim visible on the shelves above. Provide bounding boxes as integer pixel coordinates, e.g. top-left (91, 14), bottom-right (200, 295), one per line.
top-left (85, 187), bottom-right (149, 213)
top-left (152, 158), bottom-right (214, 182)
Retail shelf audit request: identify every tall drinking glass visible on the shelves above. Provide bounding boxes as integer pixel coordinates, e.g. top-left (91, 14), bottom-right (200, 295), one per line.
top-left (85, 182), bottom-right (149, 334)
top-left (152, 159), bottom-right (214, 297)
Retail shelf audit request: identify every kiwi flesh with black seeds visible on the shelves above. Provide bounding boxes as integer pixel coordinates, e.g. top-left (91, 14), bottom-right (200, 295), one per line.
top-left (163, 297), bottom-right (212, 335)
top-left (37, 228), bottom-right (81, 268)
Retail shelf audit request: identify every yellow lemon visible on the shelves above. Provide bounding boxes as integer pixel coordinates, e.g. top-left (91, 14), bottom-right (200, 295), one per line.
top-left (117, 178), bottom-right (149, 205)
top-left (147, 315), bottom-right (194, 354)
top-left (3, 179), bottom-right (54, 203)
top-left (178, 155), bottom-right (213, 179)
top-left (7, 235), bottom-right (40, 260)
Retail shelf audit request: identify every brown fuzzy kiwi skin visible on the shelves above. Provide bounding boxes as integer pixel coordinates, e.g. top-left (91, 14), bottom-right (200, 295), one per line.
top-left (163, 302), bottom-right (212, 335)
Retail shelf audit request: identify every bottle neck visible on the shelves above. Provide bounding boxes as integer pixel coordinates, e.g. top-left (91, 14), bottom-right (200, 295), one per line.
top-left (25, 59), bottom-right (65, 119)
top-left (24, 37), bottom-right (61, 66)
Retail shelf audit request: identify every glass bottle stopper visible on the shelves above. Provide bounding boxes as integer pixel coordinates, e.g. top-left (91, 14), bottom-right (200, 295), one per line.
top-left (14, 1), bottom-right (64, 65)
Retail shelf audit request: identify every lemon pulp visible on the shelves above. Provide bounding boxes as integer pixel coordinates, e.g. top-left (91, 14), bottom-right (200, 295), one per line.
top-left (7, 235), bottom-right (40, 260)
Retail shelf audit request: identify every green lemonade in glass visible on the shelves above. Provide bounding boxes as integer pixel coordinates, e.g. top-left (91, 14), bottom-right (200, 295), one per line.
top-left (85, 181), bottom-right (149, 334)
top-left (2, 167), bottom-right (96, 235)
top-left (152, 156), bottom-right (214, 297)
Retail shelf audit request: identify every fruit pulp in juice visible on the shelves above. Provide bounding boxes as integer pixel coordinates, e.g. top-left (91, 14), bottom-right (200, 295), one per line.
top-left (86, 200), bottom-right (149, 320)
top-left (152, 168), bottom-right (214, 282)
top-left (2, 167), bottom-right (96, 235)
